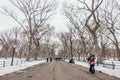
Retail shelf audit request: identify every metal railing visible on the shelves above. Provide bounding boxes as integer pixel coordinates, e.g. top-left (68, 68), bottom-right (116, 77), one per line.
top-left (102, 62), bottom-right (120, 70)
top-left (102, 62), bottom-right (115, 69)
top-left (75, 58), bottom-right (120, 70)
top-left (0, 60), bottom-right (25, 67)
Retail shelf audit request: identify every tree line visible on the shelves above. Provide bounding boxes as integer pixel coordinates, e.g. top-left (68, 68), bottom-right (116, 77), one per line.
top-left (0, 0), bottom-right (58, 61)
top-left (57, 0), bottom-right (120, 62)
top-left (0, 0), bottom-right (120, 62)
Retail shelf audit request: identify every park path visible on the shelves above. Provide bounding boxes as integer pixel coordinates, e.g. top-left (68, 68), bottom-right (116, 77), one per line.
top-left (0, 61), bottom-right (119, 80)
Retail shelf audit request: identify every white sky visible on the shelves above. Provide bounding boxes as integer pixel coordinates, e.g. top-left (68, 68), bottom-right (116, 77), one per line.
top-left (0, 0), bottom-right (15, 31)
top-left (0, 0), bottom-right (110, 32)
top-left (0, 0), bottom-right (70, 32)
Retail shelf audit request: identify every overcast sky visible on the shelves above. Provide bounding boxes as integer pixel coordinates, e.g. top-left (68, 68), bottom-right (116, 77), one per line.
top-left (0, 0), bottom-right (14, 31)
top-left (0, 0), bottom-right (92, 33)
top-left (0, 0), bottom-right (75, 32)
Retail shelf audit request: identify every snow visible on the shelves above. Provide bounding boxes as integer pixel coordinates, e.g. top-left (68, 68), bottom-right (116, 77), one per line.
top-left (75, 60), bottom-right (120, 78)
top-left (0, 58), bottom-right (120, 79)
top-left (0, 58), bottom-right (46, 76)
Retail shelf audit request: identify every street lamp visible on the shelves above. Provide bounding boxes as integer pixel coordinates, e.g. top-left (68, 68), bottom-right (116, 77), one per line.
top-left (11, 45), bottom-right (16, 66)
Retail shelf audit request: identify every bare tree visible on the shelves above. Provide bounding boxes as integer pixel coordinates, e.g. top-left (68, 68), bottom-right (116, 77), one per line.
top-left (42, 25), bottom-right (55, 58)
top-left (0, 31), bottom-right (12, 58)
top-left (101, 0), bottom-right (120, 60)
top-left (71, 0), bottom-right (103, 63)
top-left (10, 27), bottom-right (22, 58)
top-left (63, 7), bottom-right (86, 57)
top-left (48, 41), bottom-right (59, 58)
top-left (98, 26), bottom-right (110, 59)
top-left (0, 27), bottom-right (21, 58)
top-left (62, 0), bottom-right (103, 62)
top-left (1, 0), bottom-right (57, 60)
top-left (57, 32), bottom-right (70, 58)
top-left (63, 0), bottom-right (103, 61)
top-left (64, 5), bottom-right (94, 57)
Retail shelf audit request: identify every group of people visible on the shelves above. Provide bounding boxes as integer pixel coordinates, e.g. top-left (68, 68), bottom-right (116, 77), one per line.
top-left (46, 57), bottom-right (52, 62)
top-left (87, 53), bottom-right (95, 74)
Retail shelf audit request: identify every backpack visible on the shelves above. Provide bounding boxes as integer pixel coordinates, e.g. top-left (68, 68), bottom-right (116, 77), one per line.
top-left (90, 57), bottom-right (95, 64)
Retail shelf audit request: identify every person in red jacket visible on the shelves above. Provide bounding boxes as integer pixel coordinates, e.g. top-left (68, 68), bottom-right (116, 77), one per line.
top-left (88, 53), bottom-right (95, 74)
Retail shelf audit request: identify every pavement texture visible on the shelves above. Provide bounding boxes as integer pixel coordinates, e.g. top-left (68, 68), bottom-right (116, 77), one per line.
top-left (0, 61), bottom-right (119, 80)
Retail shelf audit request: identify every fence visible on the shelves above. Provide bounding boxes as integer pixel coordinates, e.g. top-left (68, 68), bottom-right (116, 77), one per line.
top-left (0, 60), bottom-right (26, 67)
top-left (102, 62), bottom-right (120, 70)
top-left (75, 58), bottom-right (120, 70)
top-left (102, 62), bottom-right (115, 69)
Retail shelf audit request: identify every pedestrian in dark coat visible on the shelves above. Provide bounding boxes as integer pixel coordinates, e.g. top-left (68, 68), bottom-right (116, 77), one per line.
top-left (88, 53), bottom-right (95, 74)
top-left (50, 57), bottom-right (52, 62)
top-left (46, 58), bottom-right (49, 62)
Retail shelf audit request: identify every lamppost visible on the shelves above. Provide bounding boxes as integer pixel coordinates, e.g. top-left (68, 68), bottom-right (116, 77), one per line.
top-left (11, 45), bottom-right (16, 66)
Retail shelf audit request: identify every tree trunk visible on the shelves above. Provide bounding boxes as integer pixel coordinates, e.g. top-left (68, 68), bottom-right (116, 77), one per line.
top-left (26, 36), bottom-right (32, 61)
top-left (116, 47), bottom-right (120, 61)
top-left (34, 48), bottom-right (39, 60)
top-left (94, 35), bottom-right (102, 63)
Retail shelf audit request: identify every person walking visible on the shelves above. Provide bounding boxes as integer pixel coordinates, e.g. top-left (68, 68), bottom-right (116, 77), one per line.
top-left (50, 57), bottom-right (52, 62)
top-left (46, 58), bottom-right (49, 62)
top-left (87, 53), bottom-right (95, 74)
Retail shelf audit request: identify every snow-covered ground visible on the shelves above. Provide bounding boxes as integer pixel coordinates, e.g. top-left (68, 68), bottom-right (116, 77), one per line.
top-left (0, 58), bottom-right (46, 76)
top-left (75, 60), bottom-right (120, 78)
top-left (0, 58), bottom-right (120, 79)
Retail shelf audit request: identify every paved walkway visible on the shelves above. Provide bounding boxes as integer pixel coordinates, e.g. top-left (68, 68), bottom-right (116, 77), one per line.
top-left (0, 61), bottom-right (119, 80)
